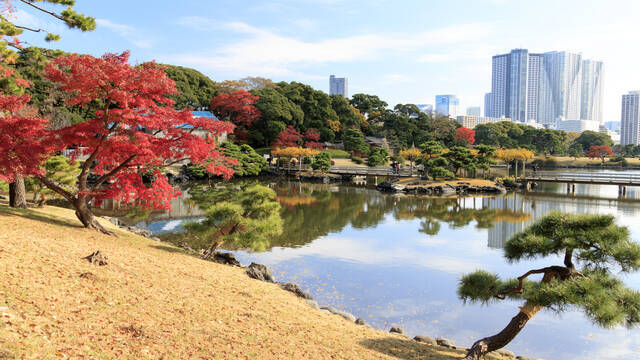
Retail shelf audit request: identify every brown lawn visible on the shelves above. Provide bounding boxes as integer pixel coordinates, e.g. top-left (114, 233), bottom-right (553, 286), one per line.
top-left (0, 204), bottom-right (513, 360)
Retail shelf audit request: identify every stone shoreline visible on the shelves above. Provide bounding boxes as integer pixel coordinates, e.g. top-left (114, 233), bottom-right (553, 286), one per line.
top-left (107, 221), bottom-right (541, 360)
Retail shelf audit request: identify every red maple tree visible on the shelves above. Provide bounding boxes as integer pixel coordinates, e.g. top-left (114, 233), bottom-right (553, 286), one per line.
top-left (585, 145), bottom-right (614, 163)
top-left (2, 51), bottom-right (235, 233)
top-left (273, 125), bottom-right (303, 148)
top-left (303, 128), bottom-right (322, 149)
top-left (210, 90), bottom-right (261, 128)
top-left (455, 127), bottom-right (475, 146)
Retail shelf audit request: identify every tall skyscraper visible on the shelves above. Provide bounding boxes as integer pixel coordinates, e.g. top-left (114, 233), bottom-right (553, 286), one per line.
top-left (621, 91), bottom-right (640, 145)
top-left (435, 95), bottom-right (459, 117)
top-left (581, 59), bottom-right (604, 123)
top-left (540, 51), bottom-right (583, 124)
top-left (329, 75), bottom-right (348, 97)
top-left (490, 49), bottom-right (603, 125)
top-left (490, 49), bottom-right (544, 122)
top-left (484, 93), bottom-right (492, 117)
top-left (466, 106), bottom-right (481, 116)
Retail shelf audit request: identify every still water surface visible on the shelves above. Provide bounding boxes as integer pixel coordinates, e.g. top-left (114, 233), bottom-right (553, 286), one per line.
top-left (118, 179), bottom-right (640, 360)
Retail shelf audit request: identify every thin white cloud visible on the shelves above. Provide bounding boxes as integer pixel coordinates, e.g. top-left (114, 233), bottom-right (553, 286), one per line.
top-left (164, 19), bottom-right (495, 79)
top-left (96, 18), bottom-right (153, 49)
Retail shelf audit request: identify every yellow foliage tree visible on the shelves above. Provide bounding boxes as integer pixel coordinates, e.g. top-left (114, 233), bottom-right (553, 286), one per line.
top-left (400, 147), bottom-right (422, 174)
top-left (496, 148), bottom-right (534, 177)
top-left (271, 147), bottom-right (319, 170)
top-left (327, 119), bottom-right (341, 133)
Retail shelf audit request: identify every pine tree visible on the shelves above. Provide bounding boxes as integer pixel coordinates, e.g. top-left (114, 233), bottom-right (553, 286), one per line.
top-left (26, 155), bottom-right (80, 206)
top-left (458, 212), bottom-right (640, 360)
top-left (184, 184), bottom-right (283, 257)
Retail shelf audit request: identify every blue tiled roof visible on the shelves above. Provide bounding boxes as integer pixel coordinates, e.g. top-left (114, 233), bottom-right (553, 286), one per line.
top-left (192, 111), bottom-right (218, 119)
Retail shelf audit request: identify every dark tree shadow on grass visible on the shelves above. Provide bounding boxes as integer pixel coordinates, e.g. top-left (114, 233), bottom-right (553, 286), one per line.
top-left (359, 337), bottom-right (472, 360)
top-left (149, 244), bottom-right (190, 254)
top-left (0, 204), bottom-right (84, 229)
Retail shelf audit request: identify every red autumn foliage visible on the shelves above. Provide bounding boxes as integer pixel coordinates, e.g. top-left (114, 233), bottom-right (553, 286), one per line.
top-left (303, 128), bottom-right (322, 149)
top-left (210, 90), bottom-right (261, 128)
top-left (1, 51), bottom-right (237, 232)
top-left (455, 127), bottom-right (475, 145)
top-left (585, 145), bottom-right (614, 162)
top-left (273, 125), bottom-right (303, 148)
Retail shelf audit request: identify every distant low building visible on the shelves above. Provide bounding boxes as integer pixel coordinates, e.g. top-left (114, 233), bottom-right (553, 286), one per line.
top-left (364, 136), bottom-right (394, 151)
top-left (599, 125), bottom-right (620, 144)
top-left (555, 118), bottom-right (600, 133)
top-left (516, 120), bottom-right (545, 129)
top-left (456, 115), bottom-right (511, 129)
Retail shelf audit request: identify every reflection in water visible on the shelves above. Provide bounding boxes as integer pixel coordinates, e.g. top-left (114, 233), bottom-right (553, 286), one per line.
top-left (113, 180), bottom-right (640, 360)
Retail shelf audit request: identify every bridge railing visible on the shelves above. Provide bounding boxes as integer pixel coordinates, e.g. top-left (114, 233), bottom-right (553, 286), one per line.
top-left (526, 172), bottom-right (640, 183)
top-left (329, 166), bottom-right (412, 176)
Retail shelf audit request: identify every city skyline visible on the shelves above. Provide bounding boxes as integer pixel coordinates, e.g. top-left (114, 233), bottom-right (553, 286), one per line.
top-left (488, 49), bottom-right (604, 125)
top-left (11, 0), bottom-right (640, 123)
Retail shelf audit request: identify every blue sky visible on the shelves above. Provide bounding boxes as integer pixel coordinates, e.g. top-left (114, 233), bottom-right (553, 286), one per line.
top-left (12, 0), bottom-right (640, 122)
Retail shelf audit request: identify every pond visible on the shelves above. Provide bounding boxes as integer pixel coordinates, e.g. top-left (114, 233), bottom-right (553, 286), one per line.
top-left (109, 178), bottom-right (640, 360)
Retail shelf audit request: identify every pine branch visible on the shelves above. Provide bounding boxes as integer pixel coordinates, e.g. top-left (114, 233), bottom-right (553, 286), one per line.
top-left (19, 0), bottom-right (67, 23)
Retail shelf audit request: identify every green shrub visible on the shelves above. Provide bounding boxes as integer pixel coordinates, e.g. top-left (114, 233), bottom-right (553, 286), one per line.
top-left (367, 147), bottom-right (389, 167)
top-left (323, 149), bottom-right (350, 158)
top-left (352, 156), bottom-right (364, 164)
top-left (312, 151), bottom-right (332, 171)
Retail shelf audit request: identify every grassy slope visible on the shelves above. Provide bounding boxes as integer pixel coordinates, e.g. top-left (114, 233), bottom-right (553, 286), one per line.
top-left (0, 204), bottom-right (510, 360)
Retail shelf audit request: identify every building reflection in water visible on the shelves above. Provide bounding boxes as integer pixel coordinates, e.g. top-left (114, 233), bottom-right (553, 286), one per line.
top-left (485, 183), bottom-right (640, 248)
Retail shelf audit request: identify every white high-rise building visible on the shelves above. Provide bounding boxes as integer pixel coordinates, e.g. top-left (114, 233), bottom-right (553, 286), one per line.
top-left (329, 75), bottom-right (348, 97)
top-left (581, 60), bottom-right (604, 123)
top-left (490, 49), bottom-right (544, 122)
top-left (540, 51), bottom-right (583, 124)
top-left (621, 91), bottom-right (640, 145)
top-left (490, 49), bottom-right (603, 126)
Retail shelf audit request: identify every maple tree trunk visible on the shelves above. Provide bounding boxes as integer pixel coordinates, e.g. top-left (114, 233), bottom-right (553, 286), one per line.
top-left (9, 174), bottom-right (27, 209)
top-left (464, 303), bottom-right (541, 360)
top-left (73, 197), bottom-right (113, 235)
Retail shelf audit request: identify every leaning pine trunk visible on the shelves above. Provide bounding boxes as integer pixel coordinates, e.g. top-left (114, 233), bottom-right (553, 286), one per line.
top-left (9, 174), bottom-right (27, 209)
top-left (73, 197), bottom-right (113, 235)
top-left (464, 302), bottom-right (541, 360)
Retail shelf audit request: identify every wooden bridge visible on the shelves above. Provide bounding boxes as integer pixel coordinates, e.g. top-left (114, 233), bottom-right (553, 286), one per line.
top-left (525, 171), bottom-right (640, 195)
top-left (328, 166), bottom-right (413, 177)
top-left (271, 165), bottom-right (415, 178)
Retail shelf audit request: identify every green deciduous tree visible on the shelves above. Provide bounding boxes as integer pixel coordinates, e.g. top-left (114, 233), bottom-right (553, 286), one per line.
top-left (185, 184), bottom-right (283, 257)
top-left (574, 130), bottom-right (613, 151)
top-left (249, 87), bottom-right (303, 147)
top-left (349, 93), bottom-right (388, 117)
top-left (163, 65), bottom-right (218, 109)
top-left (458, 212), bottom-right (640, 360)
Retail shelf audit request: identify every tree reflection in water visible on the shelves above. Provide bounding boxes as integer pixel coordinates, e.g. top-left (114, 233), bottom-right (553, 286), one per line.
top-left (160, 181), bottom-right (528, 252)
